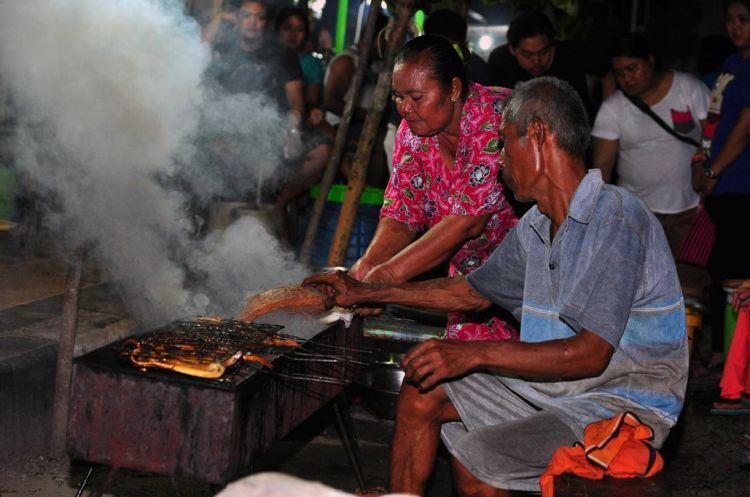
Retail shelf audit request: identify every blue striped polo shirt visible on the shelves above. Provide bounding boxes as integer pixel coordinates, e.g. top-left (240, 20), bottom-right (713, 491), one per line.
top-left (467, 169), bottom-right (688, 446)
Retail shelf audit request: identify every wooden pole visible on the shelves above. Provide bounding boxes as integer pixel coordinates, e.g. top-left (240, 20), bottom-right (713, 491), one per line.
top-left (299, 0), bottom-right (383, 265)
top-left (50, 248), bottom-right (84, 459)
top-left (326, 0), bottom-right (415, 268)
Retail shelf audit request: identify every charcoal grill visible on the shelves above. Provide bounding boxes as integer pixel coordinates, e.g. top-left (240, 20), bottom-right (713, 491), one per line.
top-left (67, 316), bottom-right (364, 488)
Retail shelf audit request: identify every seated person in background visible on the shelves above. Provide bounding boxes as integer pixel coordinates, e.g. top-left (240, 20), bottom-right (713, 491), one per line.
top-left (351, 35), bottom-right (519, 342)
top-left (273, 6), bottom-right (333, 240)
top-left (202, 0), bottom-right (330, 239)
top-left (423, 9), bottom-right (490, 85)
top-left (305, 77), bottom-right (688, 496)
top-left (321, 14), bottom-right (390, 188)
top-left (591, 32), bottom-right (711, 302)
top-left (487, 10), bottom-right (613, 122)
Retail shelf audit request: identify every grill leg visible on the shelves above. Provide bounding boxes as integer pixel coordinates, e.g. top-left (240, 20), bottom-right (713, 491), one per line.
top-left (74, 466), bottom-right (94, 497)
top-left (332, 394), bottom-right (368, 491)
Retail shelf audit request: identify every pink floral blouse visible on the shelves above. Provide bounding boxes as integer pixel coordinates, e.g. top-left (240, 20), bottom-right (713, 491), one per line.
top-left (381, 83), bottom-right (519, 341)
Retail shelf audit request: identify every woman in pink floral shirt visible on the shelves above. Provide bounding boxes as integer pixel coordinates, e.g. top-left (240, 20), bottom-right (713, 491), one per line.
top-left (349, 35), bottom-right (518, 341)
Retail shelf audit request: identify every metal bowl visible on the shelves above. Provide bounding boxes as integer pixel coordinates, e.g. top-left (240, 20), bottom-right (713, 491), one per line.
top-left (356, 366), bottom-right (404, 420)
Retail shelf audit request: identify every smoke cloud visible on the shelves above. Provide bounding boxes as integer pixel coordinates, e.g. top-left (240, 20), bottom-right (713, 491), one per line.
top-left (0, 0), bottom-right (310, 326)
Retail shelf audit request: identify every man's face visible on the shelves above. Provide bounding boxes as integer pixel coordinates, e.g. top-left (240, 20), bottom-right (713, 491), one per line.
top-left (278, 15), bottom-right (306, 50)
top-left (391, 61), bottom-right (457, 137)
top-left (510, 34), bottom-right (555, 76)
top-left (238, 2), bottom-right (268, 44)
top-left (611, 56), bottom-right (654, 97)
top-left (498, 120), bottom-right (538, 202)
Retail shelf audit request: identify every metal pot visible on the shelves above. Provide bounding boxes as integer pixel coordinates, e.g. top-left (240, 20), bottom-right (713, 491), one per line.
top-left (356, 366), bottom-right (404, 420)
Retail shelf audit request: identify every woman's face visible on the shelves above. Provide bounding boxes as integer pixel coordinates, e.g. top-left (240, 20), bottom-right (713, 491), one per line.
top-left (278, 15), bottom-right (306, 50)
top-left (238, 1), bottom-right (268, 43)
top-left (391, 60), bottom-right (458, 137)
top-left (726, 2), bottom-right (750, 51)
top-left (612, 55), bottom-right (655, 97)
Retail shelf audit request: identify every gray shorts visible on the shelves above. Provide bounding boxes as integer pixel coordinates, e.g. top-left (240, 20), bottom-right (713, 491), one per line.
top-left (441, 373), bottom-right (578, 492)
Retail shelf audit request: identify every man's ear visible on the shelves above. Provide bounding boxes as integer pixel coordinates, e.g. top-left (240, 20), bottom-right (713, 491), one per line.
top-left (509, 45), bottom-right (518, 57)
top-left (528, 118), bottom-right (546, 152)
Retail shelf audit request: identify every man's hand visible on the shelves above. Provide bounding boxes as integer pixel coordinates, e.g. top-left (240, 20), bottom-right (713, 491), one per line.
top-left (401, 340), bottom-right (480, 391)
top-left (303, 270), bottom-right (368, 309)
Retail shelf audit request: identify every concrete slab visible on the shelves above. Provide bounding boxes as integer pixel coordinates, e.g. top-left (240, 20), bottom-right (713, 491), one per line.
top-left (0, 335), bottom-right (57, 461)
top-left (0, 310), bottom-right (135, 357)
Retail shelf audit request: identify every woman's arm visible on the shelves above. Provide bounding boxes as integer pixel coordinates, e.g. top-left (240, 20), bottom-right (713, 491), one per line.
top-left (284, 80), bottom-right (306, 126)
top-left (349, 218), bottom-right (417, 280)
top-left (707, 107), bottom-right (750, 177)
top-left (592, 137), bottom-right (619, 183)
top-left (363, 214), bottom-right (491, 283)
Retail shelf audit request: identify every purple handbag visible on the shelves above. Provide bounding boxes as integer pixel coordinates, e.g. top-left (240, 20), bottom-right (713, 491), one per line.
top-left (676, 201), bottom-right (715, 268)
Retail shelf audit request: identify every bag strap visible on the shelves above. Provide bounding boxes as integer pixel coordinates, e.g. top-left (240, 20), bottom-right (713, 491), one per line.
top-left (624, 93), bottom-right (700, 148)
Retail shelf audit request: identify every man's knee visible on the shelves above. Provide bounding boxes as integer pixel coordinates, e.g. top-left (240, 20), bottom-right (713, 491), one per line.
top-left (396, 383), bottom-right (457, 424)
top-left (452, 457), bottom-right (512, 497)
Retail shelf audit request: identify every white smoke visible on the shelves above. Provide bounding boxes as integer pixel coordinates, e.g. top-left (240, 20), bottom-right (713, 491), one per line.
top-left (0, 0), bottom-right (310, 326)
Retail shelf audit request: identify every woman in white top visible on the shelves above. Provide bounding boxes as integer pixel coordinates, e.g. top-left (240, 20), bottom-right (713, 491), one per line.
top-left (592, 32), bottom-right (710, 300)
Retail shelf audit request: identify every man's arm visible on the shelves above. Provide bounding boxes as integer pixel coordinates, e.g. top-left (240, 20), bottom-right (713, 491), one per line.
top-left (303, 271), bottom-right (492, 313)
top-left (592, 137), bottom-right (619, 183)
top-left (321, 56), bottom-right (355, 117)
top-left (202, 10), bottom-right (236, 45)
top-left (401, 329), bottom-right (614, 391)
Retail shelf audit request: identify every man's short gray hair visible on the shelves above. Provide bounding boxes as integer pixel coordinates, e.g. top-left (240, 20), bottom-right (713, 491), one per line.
top-left (501, 77), bottom-right (590, 160)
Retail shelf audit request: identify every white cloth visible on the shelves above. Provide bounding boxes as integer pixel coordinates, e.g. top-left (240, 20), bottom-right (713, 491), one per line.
top-left (592, 71), bottom-right (710, 214)
top-left (215, 472), bottom-right (417, 497)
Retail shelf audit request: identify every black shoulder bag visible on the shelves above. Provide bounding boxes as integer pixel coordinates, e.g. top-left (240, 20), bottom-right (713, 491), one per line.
top-left (624, 93), bottom-right (700, 148)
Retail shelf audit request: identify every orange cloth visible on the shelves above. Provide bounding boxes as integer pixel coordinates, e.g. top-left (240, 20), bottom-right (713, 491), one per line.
top-left (539, 412), bottom-right (663, 497)
top-left (719, 307), bottom-right (750, 399)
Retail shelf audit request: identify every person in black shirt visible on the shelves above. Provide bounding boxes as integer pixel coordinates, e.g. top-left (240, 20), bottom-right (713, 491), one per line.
top-left (487, 10), bottom-right (612, 122)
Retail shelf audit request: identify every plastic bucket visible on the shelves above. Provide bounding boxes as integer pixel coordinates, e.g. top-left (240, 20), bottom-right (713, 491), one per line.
top-left (309, 184), bottom-right (383, 269)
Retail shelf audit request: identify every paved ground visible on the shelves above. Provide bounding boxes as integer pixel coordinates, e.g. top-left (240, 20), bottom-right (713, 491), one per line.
top-left (0, 230), bottom-right (748, 496)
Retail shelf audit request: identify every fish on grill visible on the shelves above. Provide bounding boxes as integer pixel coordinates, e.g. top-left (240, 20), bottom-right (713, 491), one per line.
top-left (236, 286), bottom-right (327, 323)
top-left (121, 319), bottom-right (298, 378)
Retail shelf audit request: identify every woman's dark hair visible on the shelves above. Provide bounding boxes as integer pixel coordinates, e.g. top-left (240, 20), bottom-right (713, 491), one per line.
top-left (274, 6), bottom-right (310, 42)
top-left (395, 34), bottom-right (469, 101)
top-left (609, 32), bottom-right (662, 70)
top-left (726, 0), bottom-right (750, 13)
top-left (507, 11), bottom-right (556, 48)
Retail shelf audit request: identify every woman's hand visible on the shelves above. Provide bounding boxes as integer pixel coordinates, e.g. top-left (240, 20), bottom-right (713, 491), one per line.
top-left (732, 279), bottom-right (750, 312)
top-left (307, 108), bottom-right (325, 126)
top-left (691, 160), bottom-right (718, 194)
top-left (348, 257), bottom-right (376, 281)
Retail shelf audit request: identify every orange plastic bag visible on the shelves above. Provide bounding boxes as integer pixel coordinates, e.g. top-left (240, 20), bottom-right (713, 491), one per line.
top-left (539, 412), bottom-right (663, 497)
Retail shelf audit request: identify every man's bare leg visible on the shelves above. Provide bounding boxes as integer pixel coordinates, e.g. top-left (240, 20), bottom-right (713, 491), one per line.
top-left (451, 457), bottom-right (513, 497)
top-left (389, 383), bottom-right (460, 495)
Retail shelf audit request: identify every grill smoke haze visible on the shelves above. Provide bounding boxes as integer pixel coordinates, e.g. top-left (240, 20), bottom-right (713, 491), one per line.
top-left (0, 0), bottom-right (309, 326)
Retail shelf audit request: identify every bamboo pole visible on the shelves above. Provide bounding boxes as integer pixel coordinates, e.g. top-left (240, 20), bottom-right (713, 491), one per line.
top-left (50, 248), bottom-right (84, 459)
top-left (299, 0), bottom-right (383, 265)
top-left (326, 0), bottom-right (415, 268)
